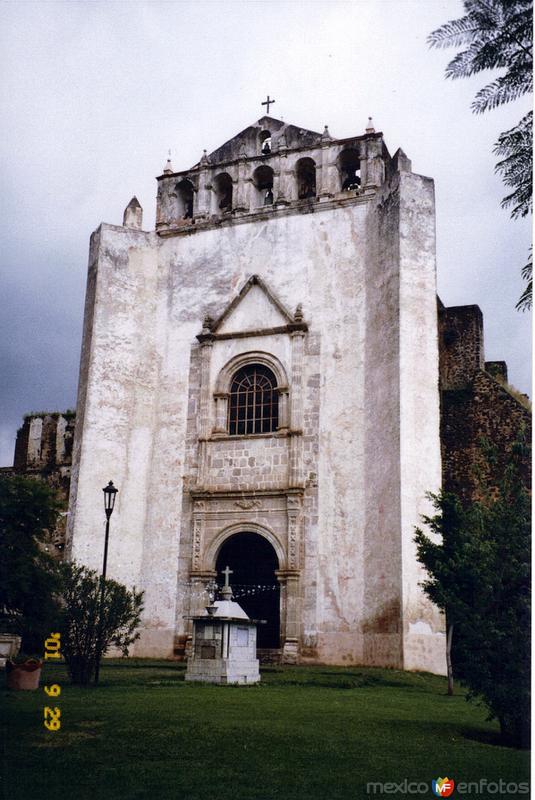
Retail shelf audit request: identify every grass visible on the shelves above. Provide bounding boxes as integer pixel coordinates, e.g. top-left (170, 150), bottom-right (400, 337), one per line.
top-left (1, 660), bottom-right (529, 799)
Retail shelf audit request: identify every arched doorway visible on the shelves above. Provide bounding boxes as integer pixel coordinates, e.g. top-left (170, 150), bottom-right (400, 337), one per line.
top-left (215, 532), bottom-right (280, 649)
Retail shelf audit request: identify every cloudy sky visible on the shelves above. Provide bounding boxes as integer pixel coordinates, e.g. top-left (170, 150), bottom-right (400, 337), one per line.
top-left (0, 0), bottom-right (531, 466)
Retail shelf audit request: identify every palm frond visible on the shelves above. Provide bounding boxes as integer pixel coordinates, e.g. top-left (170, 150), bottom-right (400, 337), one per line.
top-left (516, 248), bottom-right (532, 312)
top-left (428, 16), bottom-right (482, 49)
top-left (472, 72), bottom-right (531, 113)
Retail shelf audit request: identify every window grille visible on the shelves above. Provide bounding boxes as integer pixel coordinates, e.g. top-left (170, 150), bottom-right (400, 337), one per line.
top-left (228, 365), bottom-right (279, 435)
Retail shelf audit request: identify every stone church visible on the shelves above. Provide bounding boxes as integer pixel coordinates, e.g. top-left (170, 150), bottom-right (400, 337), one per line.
top-left (47, 113), bottom-right (527, 674)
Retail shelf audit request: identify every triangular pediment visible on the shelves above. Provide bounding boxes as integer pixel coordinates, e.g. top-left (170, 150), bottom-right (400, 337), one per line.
top-left (202, 117), bottom-right (323, 165)
top-left (213, 275), bottom-right (294, 335)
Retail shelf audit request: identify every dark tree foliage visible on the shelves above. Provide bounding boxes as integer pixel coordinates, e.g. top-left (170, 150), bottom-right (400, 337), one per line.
top-left (57, 562), bottom-right (144, 686)
top-left (415, 436), bottom-right (531, 748)
top-left (429, 0), bottom-right (533, 310)
top-left (0, 474), bottom-right (61, 653)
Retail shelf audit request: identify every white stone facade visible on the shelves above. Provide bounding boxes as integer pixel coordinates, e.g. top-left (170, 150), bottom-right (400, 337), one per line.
top-left (67, 116), bottom-right (446, 674)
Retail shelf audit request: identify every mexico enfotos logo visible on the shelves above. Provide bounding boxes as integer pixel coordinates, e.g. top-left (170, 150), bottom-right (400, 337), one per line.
top-left (366, 777), bottom-right (529, 795)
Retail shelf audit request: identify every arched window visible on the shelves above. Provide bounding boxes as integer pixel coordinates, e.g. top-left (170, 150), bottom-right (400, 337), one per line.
top-left (176, 178), bottom-right (194, 219)
top-left (339, 149), bottom-right (361, 191)
top-left (253, 165), bottom-right (274, 206)
top-left (228, 364), bottom-right (279, 435)
top-left (259, 130), bottom-right (272, 155)
top-left (214, 172), bottom-right (233, 212)
top-left (296, 157), bottom-right (316, 199)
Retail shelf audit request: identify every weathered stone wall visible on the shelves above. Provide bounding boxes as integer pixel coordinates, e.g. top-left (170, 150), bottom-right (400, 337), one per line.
top-left (67, 160), bottom-right (446, 672)
top-left (14, 413), bottom-right (75, 471)
top-left (203, 437), bottom-right (289, 491)
top-left (10, 412), bottom-right (75, 555)
top-left (438, 303), bottom-right (484, 390)
top-left (441, 370), bottom-right (531, 503)
top-left (438, 302), bottom-right (531, 503)
top-left (361, 170), bottom-right (445, 673)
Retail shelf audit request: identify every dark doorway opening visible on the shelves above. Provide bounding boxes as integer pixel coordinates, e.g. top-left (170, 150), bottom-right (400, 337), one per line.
top-left (215, 532), bottom-right (280, 649)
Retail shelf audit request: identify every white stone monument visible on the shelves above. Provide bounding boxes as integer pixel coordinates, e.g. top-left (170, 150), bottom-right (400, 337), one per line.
top-left (0, 634), bottom-right (21, 668)
top-left (185, 567), bottom-right (260, 685)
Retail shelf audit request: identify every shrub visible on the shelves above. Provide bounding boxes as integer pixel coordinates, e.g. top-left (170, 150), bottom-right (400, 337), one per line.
top-left (57, 562), bottom-right (144, 686)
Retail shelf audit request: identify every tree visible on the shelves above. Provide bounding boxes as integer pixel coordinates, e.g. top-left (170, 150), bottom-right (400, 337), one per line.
top-left (429, 0), bottom-right (533, 310)
top-left (57, 562), bottom-right (144, 686)
top-left (414, 437), bottom-right (530, 748)
top-left (0, 474), bottom-right (61, 653)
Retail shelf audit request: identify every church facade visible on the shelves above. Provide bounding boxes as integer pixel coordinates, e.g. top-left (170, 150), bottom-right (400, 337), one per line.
top-left (66, 115), bottom-right (447, 673)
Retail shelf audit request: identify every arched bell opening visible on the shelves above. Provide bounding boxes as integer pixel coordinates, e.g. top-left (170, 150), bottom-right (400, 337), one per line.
top-left (259, 129), bottom-right (272, 155)
top-left (215, 532), bottom-right (280, 649)
top-left (339, 149), bottom-right (361, 191)
top-left (176, 178), bottom-right (194, 219)
top-left (296, 157), bottom-right (316, 200)
top-left (252, 165), bottom-right (274, 207)
top-left (213, 172), bottom-right (233, 213)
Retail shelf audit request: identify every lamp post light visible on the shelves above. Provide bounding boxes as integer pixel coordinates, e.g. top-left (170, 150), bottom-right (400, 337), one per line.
top-left (94, 480), bottom-right (118, 686)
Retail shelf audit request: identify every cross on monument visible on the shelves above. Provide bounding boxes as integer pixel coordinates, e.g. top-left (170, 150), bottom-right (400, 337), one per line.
top-left (261, 95), bottom-right (275, 115)
top-left (222, 565), bottom-right (233, 588)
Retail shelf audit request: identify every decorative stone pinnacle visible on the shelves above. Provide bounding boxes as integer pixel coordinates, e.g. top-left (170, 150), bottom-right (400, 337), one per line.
top-left (200, 149), bottom-right (210, 166)
top-left (294, 303), bottom-right (303, 322)
top-left (163, 151), bottom-right (174, 174)
top-left (123, 197), bottom-right (143, 229)
top-left (321, 125), bottom-right (332, 141)
top-left (365, 116), bottom-right (375, 134)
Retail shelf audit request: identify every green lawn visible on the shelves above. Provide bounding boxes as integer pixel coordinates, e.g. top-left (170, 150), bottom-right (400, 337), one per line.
top-left (2, 660), bottom-right (529, 799)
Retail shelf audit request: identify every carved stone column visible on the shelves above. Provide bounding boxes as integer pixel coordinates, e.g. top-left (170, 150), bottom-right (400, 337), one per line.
top-left (289, 329), bottom-right (305, 487)
top-left (234, 157), bottom-right (248, 212)
top-left (275, 144), bottom-right (291, 206)
top-left (271, 170), bottom-right (281, 205)
top-left (195, 153), bottom-right (212, 219)
top-left (286, 492), bottom-right (303, 570)
top-left (364, 140), bottom-right (384, 188)
top-left (213, 392), bottom-right (228, 434)
top-left (191, 500), bottom-right (206, 573)
top-left (277, 387), bottom-right (290, 432)
top-left (197, 337), bottom-right (213, 487)
top-left (156, 177), bottom-right (178, 231)
top-left (276, 569), bottom-right (301, 663)
top-left (318, 141), bottom-right (335, 199)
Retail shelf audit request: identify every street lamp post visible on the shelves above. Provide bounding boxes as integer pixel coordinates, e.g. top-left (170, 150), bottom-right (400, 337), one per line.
top-left (94, 480), bottom-right (118, 686)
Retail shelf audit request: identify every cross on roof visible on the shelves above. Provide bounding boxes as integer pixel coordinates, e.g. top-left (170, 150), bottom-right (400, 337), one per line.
top-left (221, 565), bottom-right (233, 588)
top-left (261, 95), bottom-right (275, 115)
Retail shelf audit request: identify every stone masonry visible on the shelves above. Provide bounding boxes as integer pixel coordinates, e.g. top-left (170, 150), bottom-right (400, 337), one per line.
top-left (438, 301), bottom-right (531, 503)
top-left (4, 412), bottom-right (75, 555)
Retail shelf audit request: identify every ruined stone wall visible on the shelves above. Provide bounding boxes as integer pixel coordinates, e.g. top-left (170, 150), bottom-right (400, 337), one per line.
top-left (11, 412), bottom-right (75, 554)
top-left (438, 303), bottom-right (484, 390)
top-left (441, 370), bottom-right (531, 503)
top-left (438, 301), bottom-right (531, 504)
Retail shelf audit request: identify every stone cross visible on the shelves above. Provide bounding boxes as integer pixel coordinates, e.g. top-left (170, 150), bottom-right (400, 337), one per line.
top-left (261, 95), bottom-right (275, 114)
top-left (222, 565), bottom-right (233, 588)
